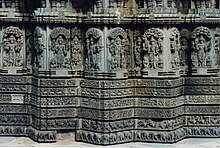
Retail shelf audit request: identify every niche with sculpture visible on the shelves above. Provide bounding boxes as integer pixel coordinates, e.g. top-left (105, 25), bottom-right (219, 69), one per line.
top-left (143, 28), bottom-right (164, 69)
top-left (3, 26), bottom-right (23, 68)
top-left (108, 27), bottom-right (130, 71)
top-left (50, 27), bottom-right (70, 69)
top-left (85, 28), bottom-right (103, 71)
top-left (170, 27), bottom-right (180, 69)
top-left (192, 26), bottom-right (212, 68)
top-left (34, 27), bottom-right (45, 69)
top-left (70, 27), bottom-right (83, 69)
top-left (179, 29), bottom-right (190, 67)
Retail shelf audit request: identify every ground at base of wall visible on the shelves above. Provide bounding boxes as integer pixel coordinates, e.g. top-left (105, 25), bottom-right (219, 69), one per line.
top-left (0, 137), bottom-right (220, 147)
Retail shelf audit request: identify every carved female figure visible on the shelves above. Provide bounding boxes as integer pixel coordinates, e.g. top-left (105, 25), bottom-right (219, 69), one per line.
top-left (180, 37), bottom-right (188, 66)
top-left (4, 34), bottom-right (22, 67)
top-left (109, 36), bottom-right (123, 69)
top-left (56, 35), bottom-right (66, 68)
top-left (143, 28), bottom-right (164, 69)
top-left (192, 26), bottom-right (212, 68)
top-left (71, 36), bottom-right (81, 67)
top-left (196, 35), bottom-right (207, 66)
top-left (134, 36), bottom-right (142, 67)
top-left (149, 38), bottom-right (159, 68)
top-left (90, 37), bottom-right (101, 70)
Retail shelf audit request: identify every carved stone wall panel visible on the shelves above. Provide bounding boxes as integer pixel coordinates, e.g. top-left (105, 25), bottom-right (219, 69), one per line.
top-left (136, 117), bottom-right (185, 130)
top-left (76, 130), bottom-right (133, 145)
top-left (186, 116), bottom-right (220, 126)
top-left (185, 95), bottom-right (220, 104)
top-left (85, 28), bottom-right (104, 76)
top-left (70, 27), bottom-right (83, 70)
top-left (191, 26), bottom-right (220, 75)
top-left (142, 28), bottom-right (164, 76)
top-left (185, 106), bottom-right (220, 114)
top-left (135, 106), bottom-right (185, 119)
top-left (185, 77), bottom-right (220, 85)
top-left (0, 115), bottom-right (29, 125)
top-left (81, 119), bottom-right (134, 133)
top-left (136, 96), bottom-right (185, 108)
top-left (27, 126), bottom-right (57, 142)
top-left (29, 106), bottom-right (78, 118)
top-left (2, 26), bottom-right (24, 73)
top-left (31, 116), bottom-right (78, 130)
top-left (33, 26), bottom-right (46, 70)
top-left (135, 128), bottom-right (186, 143)
top-left (107, 27), bottom-right (131, 78)
top-left (49, 27), bottom-right (70, 70)
top-left (79, 108), bottom-right (134, 121)
top-left (186, 127), bottom-right (220, 137)
top-left (185, 86), bottom-right (220, 94)
top-left (135, 78), bottom-right (185, 88)
top-left (135, 87), bottom-right (184, 97)
top-left (0, 126), bottom-right (27, 136)
top-left (40, 97), bottom-right (79, 108)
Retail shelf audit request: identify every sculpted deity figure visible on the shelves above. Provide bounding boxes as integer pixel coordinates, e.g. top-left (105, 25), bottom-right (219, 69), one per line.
top-left (143, 28), bottom-right (164, 69)
top-left (192, 26), bottom-right (211, 67)
top-left (109, 36), bottom-right (123, 69)
top-left (86, 35), bottom-right (102, 70)
top-left (34, 27), bottom-right (45, 68)
top-left (170, 28), bottom-right (180, 68)
top-left (108, 27), bottom-right (130, 70)
top-left (196, 35), bottom-right (207, 66)
top-left (71, 36), bottom-right (82, 67)
top-left (89, 37), bottom-right (101, 70)
top-left (3, 27), bottom-right (23, 68)
top-left (180, 37), bottom-right (188, 66)
top-left (134, 36), bottom-right (142, 68)
top-left (55, 35), bottom-right (67, 68)
top-left (50, 27), bottom-right (70, 69)
top-left (148, 38), bottom-right (159, 69)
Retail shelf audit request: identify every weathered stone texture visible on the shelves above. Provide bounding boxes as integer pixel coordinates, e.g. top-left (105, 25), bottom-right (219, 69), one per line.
top-left (0, 0), bottom-right (219, 145)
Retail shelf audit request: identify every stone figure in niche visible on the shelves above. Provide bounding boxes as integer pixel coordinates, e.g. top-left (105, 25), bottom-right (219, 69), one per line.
top-left (179, 29), bottom-right (190, 67)
top-left (134, 31), bottom-right (142, 68)
top-left (192, 26), bottom-right (211, 67)
top-left (71, 27), bottom-right (82, 68)
top-left (26, 33), bottom-right (33, 67)
top-left (85, 28), bottom-right (102, 70)
top-left (50, 27), bottom-right (70, 69)
top-left (143, 28), bottom-right (164, 69)
top-left (3, 27), bottom-right (23, 67)
top-left (108, 27), bottom-right (130, 70)
top-left (170, 28), bottom-right (180, 68)
top-left (214, 33), bottom-right (220, 66)
top-left (34, 27), bottom-right (45, 68)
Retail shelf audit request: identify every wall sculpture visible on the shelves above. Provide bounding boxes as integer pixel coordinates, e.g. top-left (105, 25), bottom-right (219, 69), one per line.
top-left (85, 28), bottom-right (103, 71)
top-left (0, 0), bottom-right (219, 146)
top-left (143, 28), bottom-right (164, 69)
top-left (3, 27), bottom-right (23, 68)
top-left (50, 27), bottom-right (70, 69)
top-left (192, 26), bottom-right (212, 68)
top-left (108, 27), bottom-right (130, 70)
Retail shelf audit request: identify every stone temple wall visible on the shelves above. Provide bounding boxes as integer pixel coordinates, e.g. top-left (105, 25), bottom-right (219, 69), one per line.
top-left (0, 0), bottom-right (220, 145)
